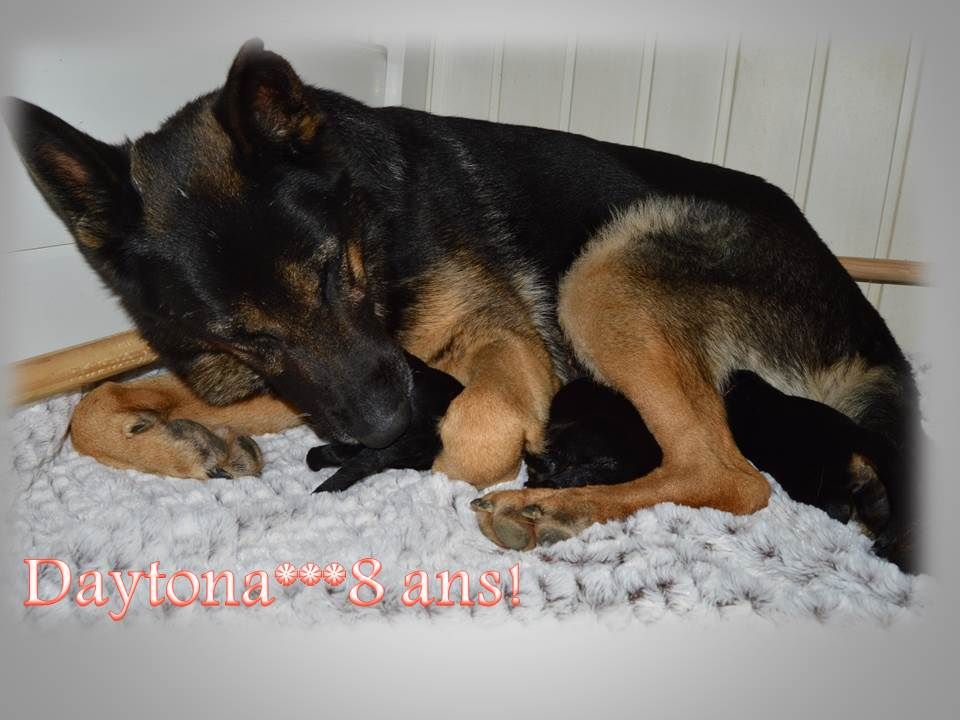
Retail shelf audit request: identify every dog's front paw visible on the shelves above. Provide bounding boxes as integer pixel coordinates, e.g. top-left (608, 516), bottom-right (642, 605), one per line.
top-left (470, 487), bottom-right (599, 550)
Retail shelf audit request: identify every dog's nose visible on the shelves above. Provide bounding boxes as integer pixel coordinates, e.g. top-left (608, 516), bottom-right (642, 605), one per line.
top-left (357, 401), bottom-right (411, 448)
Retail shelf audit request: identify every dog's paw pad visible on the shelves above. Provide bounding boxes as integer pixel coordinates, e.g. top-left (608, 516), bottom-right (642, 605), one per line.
top-left (521, 504), bottom-right (543, 520)
top-left (473, 488), bottom-right (593, 550)
top-left (491, 514), bottom-right (536, 550)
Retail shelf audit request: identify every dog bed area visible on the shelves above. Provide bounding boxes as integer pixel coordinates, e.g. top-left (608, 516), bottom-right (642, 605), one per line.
top-left (7, 370), bottom-right (933, 627)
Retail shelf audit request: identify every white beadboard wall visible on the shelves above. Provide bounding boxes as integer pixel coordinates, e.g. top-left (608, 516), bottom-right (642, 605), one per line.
top-left (403, 35), bottom-right (928, 357)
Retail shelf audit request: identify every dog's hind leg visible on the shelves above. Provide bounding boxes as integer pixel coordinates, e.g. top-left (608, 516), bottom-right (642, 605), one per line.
top-left (70, 374), bottom-right (302, 479)
top-left (472, 244), bottom-right (770, 550)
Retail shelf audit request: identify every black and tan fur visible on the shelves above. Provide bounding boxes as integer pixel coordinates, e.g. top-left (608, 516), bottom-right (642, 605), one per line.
top-left (2, 39), bottom-right (921, 570)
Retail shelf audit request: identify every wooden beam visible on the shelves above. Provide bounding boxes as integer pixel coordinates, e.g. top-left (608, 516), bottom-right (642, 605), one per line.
top-left (6, 256), bottom-right (929, 405)
top-left (11, 330), bottom-right (158, 406)
top-left (838, 256), bottom-right (928, 286)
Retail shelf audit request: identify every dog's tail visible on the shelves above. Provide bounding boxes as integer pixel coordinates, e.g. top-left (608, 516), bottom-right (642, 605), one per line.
top-left (805, 356), bottom-right (923, 572)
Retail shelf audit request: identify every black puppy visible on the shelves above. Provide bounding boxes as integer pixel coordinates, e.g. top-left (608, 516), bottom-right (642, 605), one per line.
top-left (307, 353), bottom-right (463, 493)
top-left (526, 372), bottom-right (893, 528)
top-left (309, 354), bottom-right (891, 534)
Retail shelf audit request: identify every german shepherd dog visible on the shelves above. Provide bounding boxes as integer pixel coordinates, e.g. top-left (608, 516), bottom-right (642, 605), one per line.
top-left (3, 40), bottom-right (920, 570)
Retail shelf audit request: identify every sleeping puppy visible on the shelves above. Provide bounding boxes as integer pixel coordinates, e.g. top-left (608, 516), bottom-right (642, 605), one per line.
top-left (308, 359), bottom-right (891, 532)
top-left (527, 372), bottom-right (893, 529)
top-left (307, 353), bottom-right (463, 493)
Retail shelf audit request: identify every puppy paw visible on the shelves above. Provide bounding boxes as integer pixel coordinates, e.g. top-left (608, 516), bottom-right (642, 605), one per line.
top-left (306, 443), bottom-right (362, 471)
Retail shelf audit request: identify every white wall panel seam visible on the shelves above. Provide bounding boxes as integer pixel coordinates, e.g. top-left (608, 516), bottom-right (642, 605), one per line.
top-left (559, 37), bottom-right (578, 131)
top-left (424, 38), bottom-right (437, 112)
top-left (427, 38), bottom-right (442, 113)
top-left (632, 34), bottom-right (657, 147)
top-left (488, 41), bottom-right (505, 121)
top-left (865, 38), bottom-right (915, 303)
top-left (712, 35), bottom-right (741, 166)
top-left (873, 40), bottom-right (924, 309)
top-left (793, 36), bottom-right (829, 210)
top-left (379, 39), bottom-right (405, 106)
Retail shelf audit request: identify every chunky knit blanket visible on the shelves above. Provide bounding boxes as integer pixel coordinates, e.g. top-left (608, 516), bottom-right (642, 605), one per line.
top-left (7, 383), bottom-right (930, 626)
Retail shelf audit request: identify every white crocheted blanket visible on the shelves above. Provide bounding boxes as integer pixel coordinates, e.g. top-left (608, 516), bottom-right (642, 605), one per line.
top-left (7, 377), bottom-right (933, 626)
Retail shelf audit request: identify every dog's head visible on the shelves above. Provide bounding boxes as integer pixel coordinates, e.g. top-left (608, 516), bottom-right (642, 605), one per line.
top-left (3, 39), bottom-right (412, 447)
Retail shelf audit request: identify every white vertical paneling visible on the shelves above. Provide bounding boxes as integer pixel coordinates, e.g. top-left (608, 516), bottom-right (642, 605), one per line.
top-left (424, 39), bottom-right (437, 112)
top-left (5, 245), bottom-right (130, 363)
top-left (711, 37), bottom-right (740, 166)
top-left (876, 42), bottom-right (927, 355)
top-left (632, 36), bottom-right (657, 146)
top-left (557, 37), bottom-right (578, 131)
top-left (497, 42), bottom-right (569, 129)
top-left (568, 42), bottom-right (646, 144)
top-left (724, 38), bottom-right (819, 193)
top-left (642, 38), bottom-right (727, 161)
top-left (400, 39), bottom-right (433, 111)
top-left (875, 147), bottom-right (928, 356)
top-left (803, 39), bottom-right (911, 258)
top-left (877, 287), bottom-right (930, 360)
top-left (868, 41), bottom-right (923, 303)
top-left (792, 38), bottom-right (829, 208)
top-left (487, 42), bottom-right (505, 120)
top-left (876, 144), bottom-right (929, 354)
top-left (428, 40), bottom-right (499, 119)
top-left (378, 38), bottom-right (407, 106)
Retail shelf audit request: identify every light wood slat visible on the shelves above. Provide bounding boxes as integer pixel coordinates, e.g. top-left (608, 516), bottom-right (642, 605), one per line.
top-left (11, 331), bottom-right (158, 406)
top-left (837, 257), bottom-right (927, 286)
top-left (6, 257), bottom-right (928, 406)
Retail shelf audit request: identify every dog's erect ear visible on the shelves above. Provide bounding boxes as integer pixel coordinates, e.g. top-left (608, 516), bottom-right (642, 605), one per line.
top-left (215, 38), bottom-right (326, 156)
top-left (2, 97), bottom-right (139, 252)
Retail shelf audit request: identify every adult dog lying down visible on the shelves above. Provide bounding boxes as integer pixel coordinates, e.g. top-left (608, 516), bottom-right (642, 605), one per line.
top-left (3, 40), bottom-right (920, 570)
